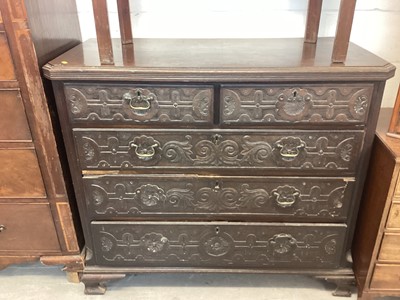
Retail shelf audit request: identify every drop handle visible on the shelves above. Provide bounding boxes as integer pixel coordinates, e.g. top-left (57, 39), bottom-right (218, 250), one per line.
top-left (0, 225), bottom-right (6, 233)
top-left (124, 89), bottom-right (154, 111)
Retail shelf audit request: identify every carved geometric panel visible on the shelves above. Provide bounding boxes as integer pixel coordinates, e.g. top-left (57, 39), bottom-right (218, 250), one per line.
top-left (221, 84), bottom-right (373, 125)
top-left (74, 129), bottom-right (364, 173)
top-left (83, 175), bottom-right (355, 221)
top-left (64, 84), bottom-right (213, 124)
top-left (91, 221), bottom-right (346, 268)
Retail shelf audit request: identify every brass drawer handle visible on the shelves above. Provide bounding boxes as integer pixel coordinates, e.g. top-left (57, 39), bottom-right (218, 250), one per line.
top-left (272, 186), bottom-right (301, 208)
top-left (275, 137), bottom-right (306, 159)
top-left (0, 225), bottom-right (6, 233)
top-left (129, 135), bottom-right (160, 161)
top-left (124, 89), bottom-right (154, 111)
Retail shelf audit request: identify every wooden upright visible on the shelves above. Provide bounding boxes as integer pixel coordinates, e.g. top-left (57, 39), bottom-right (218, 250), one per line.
top-left (92, 0), bottom-right (357, 65)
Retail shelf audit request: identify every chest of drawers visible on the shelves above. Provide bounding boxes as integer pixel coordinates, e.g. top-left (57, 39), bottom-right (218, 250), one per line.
top-left (353, 108), bottom-right (400, 300)
top-left (0, 0), bottom-right (83, 277)
top-left (44, 38), bottom-right (395, 295)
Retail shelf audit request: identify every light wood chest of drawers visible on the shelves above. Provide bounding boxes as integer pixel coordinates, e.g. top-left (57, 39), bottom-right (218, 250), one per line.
top-left (44, 38), bottom-right (395, 295)
top-left (353, 108), bottom-right (400, 299)
top-left (0, 0), bottom-right (82, 274)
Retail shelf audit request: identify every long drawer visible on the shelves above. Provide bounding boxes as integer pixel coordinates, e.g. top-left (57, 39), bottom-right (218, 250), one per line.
top-left (0, 203), bottom-right (59, 252)
top-left (91, 221), bottom-right (346, 268)
top-left (370, 264), bottom-right (400, 290)
top-left (74, 129), bottom-right (364, 174)
top-left (83, 175), bottom-right (354, 221)
top-left (221, 84), bottom-right (373, 126)
top-left (64, 83), bottom-right (214, 125)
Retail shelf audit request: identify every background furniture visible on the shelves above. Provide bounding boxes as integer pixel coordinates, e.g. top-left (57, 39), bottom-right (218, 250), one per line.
top-left (353, 108), bottom-right (400, 300)
top-left (387, 85), bottom-right (400, 137)
top-left (0, 0), bottom-right (82, 278)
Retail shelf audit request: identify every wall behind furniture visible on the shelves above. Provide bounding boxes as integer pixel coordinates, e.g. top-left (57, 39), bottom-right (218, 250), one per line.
top-left (76, 0), bottom-right (400, 107)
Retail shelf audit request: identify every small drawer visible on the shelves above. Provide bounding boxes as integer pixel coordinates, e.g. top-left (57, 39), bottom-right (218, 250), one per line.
top-left (91, 221), bottom-right (346, 268)
top-left (0, 149), bottom-right (46, 198)
top-left (0, 203), bottom-right (60, 252)
top-left (64, 83), bottom-right (213, 125)
top-left (0, 90), bottom-right (31, 141)
top-left (220, 84), bottom-right (373, 126)
top-left (387, 203), bottom-right (400, 229)
top-left (74, 129), bottom-right (363, 174)
top-left (83, 174), bottom-right (354, 221)
top-left (378, 233), bottom-right (400, 262)
top-left (370, 264), bottom-right (400, 290)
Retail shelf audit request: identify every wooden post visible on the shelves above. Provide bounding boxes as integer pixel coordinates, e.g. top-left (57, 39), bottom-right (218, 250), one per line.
top-left (332, 0), bottom-right (357, 63)
top-left (304, 0), bottom-right (323, 44)
top-left (117, 0), bottom-right (133, 45)
top-left (92, 0), bottom-right (114, 65)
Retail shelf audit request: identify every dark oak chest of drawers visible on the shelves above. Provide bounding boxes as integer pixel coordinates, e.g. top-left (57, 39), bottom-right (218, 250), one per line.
top-left (44, 38), bottom-right (395, 295)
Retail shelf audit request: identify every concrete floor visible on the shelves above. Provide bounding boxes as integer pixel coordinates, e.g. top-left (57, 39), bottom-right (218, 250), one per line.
top-left (0, 262), bottom-right (398, 300)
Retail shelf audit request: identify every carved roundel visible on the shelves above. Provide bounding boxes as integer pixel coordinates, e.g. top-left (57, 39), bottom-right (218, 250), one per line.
top-left (200, 230), bottom-right (234, 258)
top-left (222, 90), bottom-right (241, 118)
top-left (66, 88), bottom-right (88, 116)
top-left (135, 184), bottom-right (166, 207)
top-left (349, 89), bottom-right (369, 120)
top-left (193, 90), bottom-right (211, 119)
top-left (141, 233), bottom-right (169, 253)
top-left (270, 233), bottom-right (297, 255)
top-left (276, 88), bottom-right (313, 121)
top-left (81, 137), bottom-right (99, 162)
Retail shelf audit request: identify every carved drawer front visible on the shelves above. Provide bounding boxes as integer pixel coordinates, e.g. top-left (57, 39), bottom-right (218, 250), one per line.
top-left (91, 221), bottom-right (346, 268)
top-left (386, 203), bottom-right (400, 229)
top-left (0, 203), bottom-right (60, 252)
top-left (64, 84), bottom-right (213, 125)
top-left (221, 84), bottom-right (373, 125)
top-left (74, 129), bottom-right (363, 173)
top-left (370, 264), bottom-right (400, 290)
top-left (378, 233), bottom-right (400, 262)
top-left (83, 175), bottom-right (354, 221)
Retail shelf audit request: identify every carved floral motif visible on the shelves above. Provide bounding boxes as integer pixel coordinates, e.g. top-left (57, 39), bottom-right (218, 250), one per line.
top-left (324, 239), bottom-right (337, 255)
top-left (135, 184), bottom-right (166, 207)
top-left (203, 235), bottom-right (233, 257)
top-left (141, 233), bottom-right (169, 253)
top-left (270, 234), bottom-right (297, 255)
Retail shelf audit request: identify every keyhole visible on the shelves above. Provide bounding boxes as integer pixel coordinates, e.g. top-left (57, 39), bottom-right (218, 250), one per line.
top-left (212, 134), bottom-right (222, 145)
top-left (215, 227), bottom-right (220, 234)
top-left (136, 90), bottom-right (141, 97)
top-left (214, 181), bottom-right (221, 192)
top-left (293, 90), bottom-right (297, 97)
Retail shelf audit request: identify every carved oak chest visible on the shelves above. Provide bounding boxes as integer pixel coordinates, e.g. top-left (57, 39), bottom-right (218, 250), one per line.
top-left (43, 38), bottom-right (395, 295)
